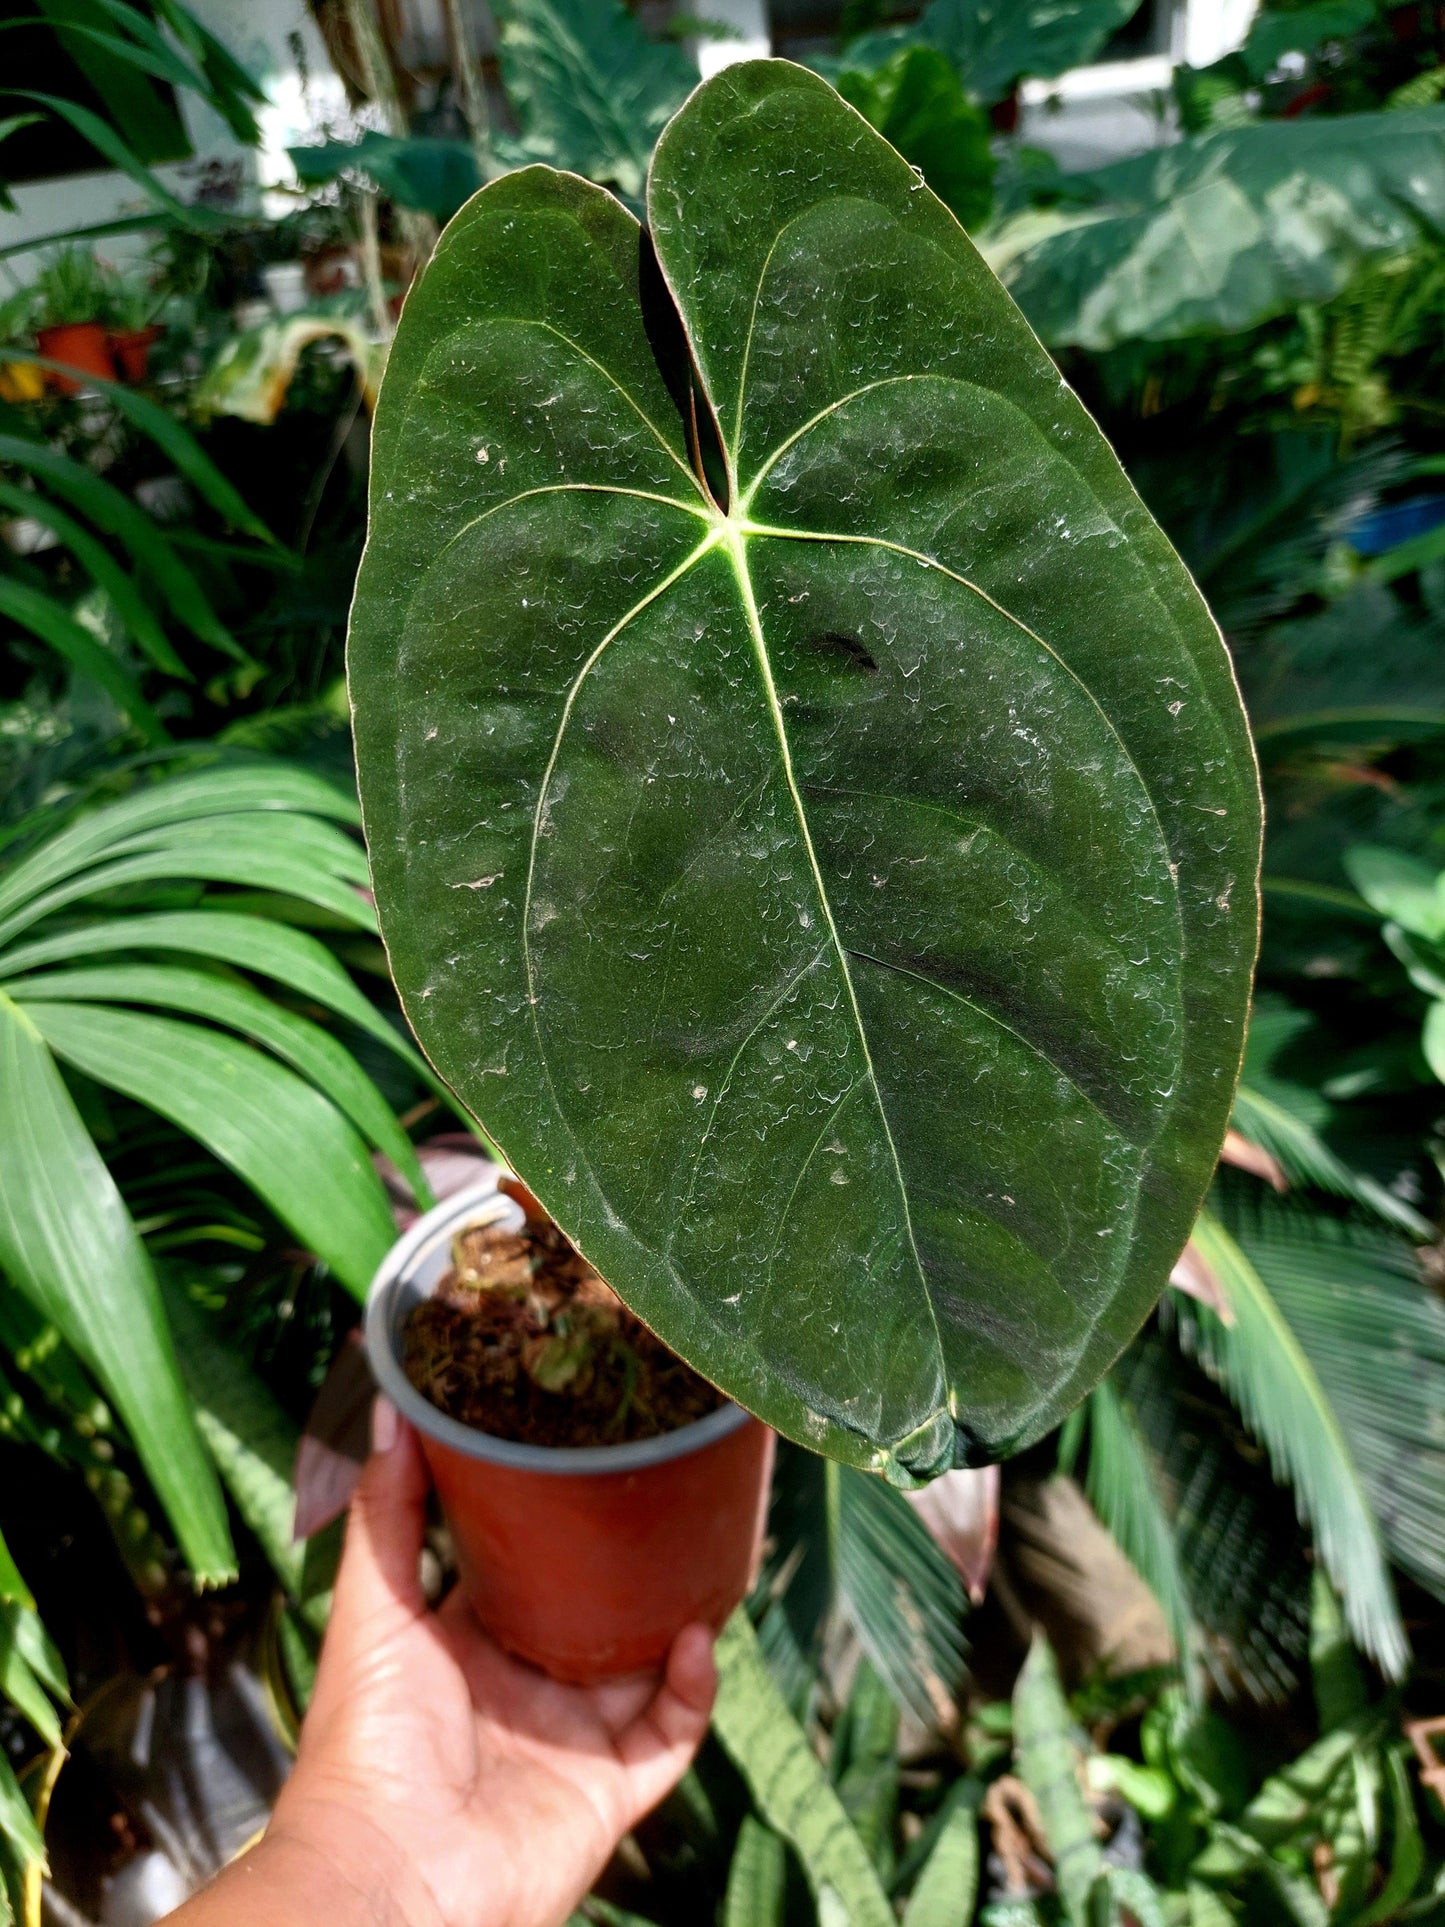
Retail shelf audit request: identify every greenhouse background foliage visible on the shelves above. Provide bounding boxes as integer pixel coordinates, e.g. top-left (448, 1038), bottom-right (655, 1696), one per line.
top-left (6, 0), bottom-right (1445, 1922)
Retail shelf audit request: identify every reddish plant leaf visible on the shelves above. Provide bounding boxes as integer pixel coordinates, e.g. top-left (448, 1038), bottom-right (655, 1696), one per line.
top-left (292, 1331), bottom-right (374, 1540)
top-left (375, 1132), bottom-right (502, 1229)
top-left (1220, 1127), bottom-right (1288, 1193)
top-left (1168, 1237), bottom-right (1234, 1325)
top-left (907, 1463), bottom-right (1000, 1603)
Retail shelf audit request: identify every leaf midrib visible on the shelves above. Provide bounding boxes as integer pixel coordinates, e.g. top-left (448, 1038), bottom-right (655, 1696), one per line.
top-left (725, 520), bottom-right (944, 1384)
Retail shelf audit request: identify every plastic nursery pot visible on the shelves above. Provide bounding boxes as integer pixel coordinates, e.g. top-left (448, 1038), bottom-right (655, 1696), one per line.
top-left (366, 1178), bottom-right (776, 1683)
top-left (109, 325), bottom-right (161, 383)
top-left (36, 322), bottom-right (116, 392)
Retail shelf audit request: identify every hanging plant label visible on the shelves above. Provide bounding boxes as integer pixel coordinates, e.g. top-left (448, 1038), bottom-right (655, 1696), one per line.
top-left (348, 60), bottom-right (1260, 1483)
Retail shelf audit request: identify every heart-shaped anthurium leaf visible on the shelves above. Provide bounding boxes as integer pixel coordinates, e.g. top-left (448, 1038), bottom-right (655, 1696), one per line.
top-left (348, 60), bottom-right (1260, 1484)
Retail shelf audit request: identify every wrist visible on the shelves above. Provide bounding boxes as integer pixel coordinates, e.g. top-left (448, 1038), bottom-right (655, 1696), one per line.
top-left (172, 1819), bottom-right (422, 1927)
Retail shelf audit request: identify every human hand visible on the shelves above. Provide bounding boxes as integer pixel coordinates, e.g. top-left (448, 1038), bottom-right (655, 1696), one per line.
top-left (173, 1398), bottom-right (716, 1927)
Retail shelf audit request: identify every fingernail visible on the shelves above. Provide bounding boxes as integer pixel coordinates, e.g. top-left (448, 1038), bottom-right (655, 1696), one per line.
top-left (372, 1395), bottom-right (399, 1455)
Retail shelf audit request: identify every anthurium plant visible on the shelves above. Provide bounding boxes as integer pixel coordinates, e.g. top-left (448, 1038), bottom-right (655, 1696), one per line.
top-left (347, 59), bottom-right (1261, 1486)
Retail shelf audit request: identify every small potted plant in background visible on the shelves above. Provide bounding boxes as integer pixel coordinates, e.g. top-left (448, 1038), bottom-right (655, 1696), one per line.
top-left (348, 61), bottom-right (1261, 1680)
top-left (107, 266), bottom-right (166, 382)
top-left (31, 245), bottom-right (118, 390)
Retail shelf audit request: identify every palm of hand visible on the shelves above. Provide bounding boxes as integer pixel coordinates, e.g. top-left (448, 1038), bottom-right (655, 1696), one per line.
top-left (270, 1415), bottom-right (715, 1927)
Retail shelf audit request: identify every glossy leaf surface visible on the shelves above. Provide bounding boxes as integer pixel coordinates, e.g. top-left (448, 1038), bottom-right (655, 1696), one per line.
top-left (349, 61), bottom-right (1260, 1478)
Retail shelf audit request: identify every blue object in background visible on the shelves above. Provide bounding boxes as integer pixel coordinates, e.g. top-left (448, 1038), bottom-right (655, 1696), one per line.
top-left (1346, 494), bottom-right (1445, 556)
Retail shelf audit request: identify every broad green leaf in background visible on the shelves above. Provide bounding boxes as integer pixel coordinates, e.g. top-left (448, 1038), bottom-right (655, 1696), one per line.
top-left (712, 1612), bottom-right (894, 1927)
top-left (1240, 0), bottom-right (1375, 80)
top-left (989, 106), bottom-right (1445, 350)
top-left (840, 0), bottom-right (1141, 108)
top-left (349, 60), bottom-right (1260, 1481)
top-left (835, 46), bottom-right (995, 228)
top-left (491, 0), bottom-right (693, 202)
top-left (0, 993), bottom-right (235, 1582)
top-left (289, 133), bottom-right (481, 224)
top-left (1346, 844), bottom-right (1445, 942)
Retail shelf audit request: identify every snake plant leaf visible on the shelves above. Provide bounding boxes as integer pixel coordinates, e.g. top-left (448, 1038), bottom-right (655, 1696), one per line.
top-left (348, 60), bottom-right (1260, 1481)
top-left (713, 1612), bottom-right (895, 1927)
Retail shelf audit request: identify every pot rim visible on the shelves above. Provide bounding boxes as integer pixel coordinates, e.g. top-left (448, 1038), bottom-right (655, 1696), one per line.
top-left (365, 1175), bottom-right (751, 1474)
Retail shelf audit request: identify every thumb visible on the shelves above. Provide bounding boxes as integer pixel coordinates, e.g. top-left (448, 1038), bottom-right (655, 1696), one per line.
top-left (331, 1396), bottom-right (430, 1636)
top-left (612, 1624), bottom-right (717, 1823)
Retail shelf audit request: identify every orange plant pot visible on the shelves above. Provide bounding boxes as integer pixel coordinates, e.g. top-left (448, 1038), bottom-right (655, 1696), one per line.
top-left (366, 1179), bottom-right (775, 1683)
top-left (36, 322), bottom-right (116, 392)
top-left (109, 325), bottom-right (161, 383)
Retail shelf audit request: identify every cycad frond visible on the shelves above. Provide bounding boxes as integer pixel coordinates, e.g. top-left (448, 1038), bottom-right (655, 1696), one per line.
top-left (1175, 1208), bottom-right (1408, 1678)
top-left (1099, 1333), bottom-right (1312, 1702)
top-left (753, 1443), bottom-right (966, 1729)
top-left (1214, 1183), bottom-right (1445, 1607)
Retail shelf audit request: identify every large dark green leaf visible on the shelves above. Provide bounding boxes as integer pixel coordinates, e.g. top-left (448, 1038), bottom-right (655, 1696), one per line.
top-left (989, 106), bottom-right (1445, 350)
top-left (348, 61), bottom-right (1260, 1480)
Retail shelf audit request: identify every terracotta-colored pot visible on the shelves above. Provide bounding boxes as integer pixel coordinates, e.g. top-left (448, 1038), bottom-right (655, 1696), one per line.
top-left (36, 321), bottom-right (116, 393)
top-left (366, 1178), bottom-right (775, 1683)
top-left (109, 325), bottom-right (161, 383)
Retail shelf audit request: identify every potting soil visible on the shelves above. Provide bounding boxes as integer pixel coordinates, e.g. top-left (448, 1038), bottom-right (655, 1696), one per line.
top-left (401, 1209), bottom-right (725, 1448)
